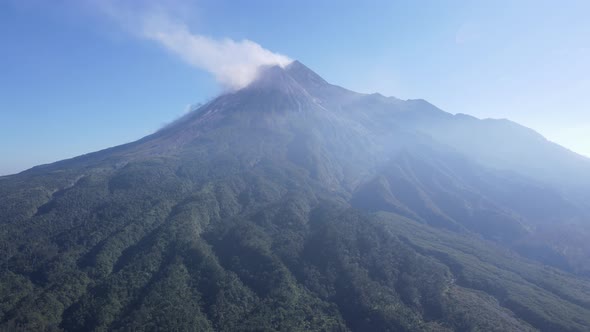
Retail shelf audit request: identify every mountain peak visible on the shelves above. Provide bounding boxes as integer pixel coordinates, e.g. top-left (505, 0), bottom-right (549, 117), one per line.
top-left (241, 60), bottom-right (359, 107)
top-left (242, 60), bottom-right (329, 94)
top-left (285, 60), bottom-right (329, 88)
top-left (241, 64), bottom-right (316, 102)
top-left (244, 64), bottom-right (298, 92)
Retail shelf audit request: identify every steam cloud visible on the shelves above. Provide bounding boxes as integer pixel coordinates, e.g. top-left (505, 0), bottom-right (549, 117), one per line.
top-left (95, 1), bottom-right (292, 90)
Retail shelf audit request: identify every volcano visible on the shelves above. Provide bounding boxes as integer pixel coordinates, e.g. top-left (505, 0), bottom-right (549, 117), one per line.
top-left (2, 61), bottom-right (590, 331)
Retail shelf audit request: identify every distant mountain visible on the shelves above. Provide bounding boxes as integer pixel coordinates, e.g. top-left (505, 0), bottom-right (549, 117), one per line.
top-left (1, 61), bottom-right (590, 331)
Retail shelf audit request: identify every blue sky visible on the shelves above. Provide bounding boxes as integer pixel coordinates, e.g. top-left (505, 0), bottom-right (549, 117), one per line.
top-left (1, 0), bottom-right (589, 175)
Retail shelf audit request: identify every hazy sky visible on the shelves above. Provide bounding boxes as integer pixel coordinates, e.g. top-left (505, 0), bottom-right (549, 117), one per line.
top-left (1, 0), bottom-right (589, 175)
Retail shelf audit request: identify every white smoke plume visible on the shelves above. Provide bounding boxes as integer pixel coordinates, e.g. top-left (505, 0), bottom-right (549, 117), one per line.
top-left (93, 1), bottom-right (292, 90)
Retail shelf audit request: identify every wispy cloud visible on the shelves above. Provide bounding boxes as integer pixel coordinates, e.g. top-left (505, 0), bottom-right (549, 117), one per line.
top-left (93, 1), bottom-right (292, 90)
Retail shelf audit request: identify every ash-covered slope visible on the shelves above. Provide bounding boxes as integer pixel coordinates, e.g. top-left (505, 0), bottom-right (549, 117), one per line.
top-left (1, 61), bottom-right (590, 331)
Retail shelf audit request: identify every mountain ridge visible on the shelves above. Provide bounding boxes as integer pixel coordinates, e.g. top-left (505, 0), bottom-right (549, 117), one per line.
top-left (16, 61), bottom-right (589, 179)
